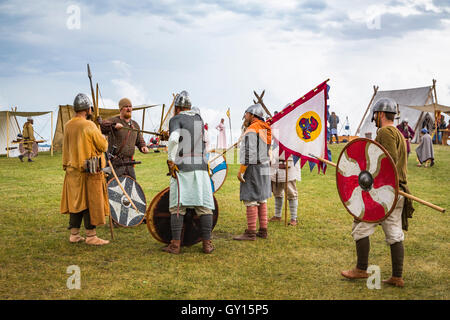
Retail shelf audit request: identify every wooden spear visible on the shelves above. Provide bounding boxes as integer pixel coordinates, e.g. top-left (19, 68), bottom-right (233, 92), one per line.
top-left (308, 154), bottom-right (445, 213)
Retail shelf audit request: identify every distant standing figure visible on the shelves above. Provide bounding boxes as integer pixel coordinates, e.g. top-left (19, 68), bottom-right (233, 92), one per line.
top-left (396, 119), bottom-right (415, 157)
top-left (216, 118), bottom-right (227, 149)
top-left (416, 128), bottom-right (434, 167)
top-left (328, 112), bottom-right (339, 144)
top-left (204, 123), bottom-right (210, 151)
top-left (19, 117), bottom-right (35, 162)
top-left (269, 146), bottom-right (301, 226)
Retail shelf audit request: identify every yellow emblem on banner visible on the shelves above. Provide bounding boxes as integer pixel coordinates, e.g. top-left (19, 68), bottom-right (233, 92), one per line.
top-left (296, 111), bottom-right (322, 142)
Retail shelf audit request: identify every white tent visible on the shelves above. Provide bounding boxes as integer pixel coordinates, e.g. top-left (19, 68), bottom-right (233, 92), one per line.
top-left (356, 85), bottom-right (435, 143)
top-left (0, 111), bottom-right (21, 157)
top-left (0, 110), bottom-right (53, 157)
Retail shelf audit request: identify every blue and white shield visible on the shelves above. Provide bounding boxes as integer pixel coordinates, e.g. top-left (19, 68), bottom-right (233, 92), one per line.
top-left (107, 175), bottom-right (147, 227)
top-left (206, 150), bottom-right (228, 193)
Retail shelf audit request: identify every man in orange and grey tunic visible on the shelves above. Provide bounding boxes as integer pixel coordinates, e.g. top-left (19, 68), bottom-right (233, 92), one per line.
top-left (60, 93), bottom-right (110, 246)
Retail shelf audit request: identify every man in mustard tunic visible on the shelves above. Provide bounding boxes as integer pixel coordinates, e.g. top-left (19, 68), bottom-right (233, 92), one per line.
top-left (60, 93), bottom-right (110, 246)
top-left (341, 98), bottom-right (414, 287)
top-left (19, 117), bottom-right (35, 162)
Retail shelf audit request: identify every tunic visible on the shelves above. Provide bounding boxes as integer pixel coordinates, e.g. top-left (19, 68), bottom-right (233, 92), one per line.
top-left (270, 145), bottom-right (301, 183)
top-left (168, 110), bottom-right (214, 210)
top-left (415, 133), bottom-right (434, 164)
top-left (60, 117), bottom-right (110, 226)
top-left (22, 122), bottom-right (35, 151)
top-left (216, 122), bottom-right (227, 149)
top-left (100, 116), bottom-right (146, 179)
top-left (239, 118), bottom-right (272, 202)
top-left (375, 125), bottom-right (414, 230)
top-left (396, 123), bottom-right (415, 154)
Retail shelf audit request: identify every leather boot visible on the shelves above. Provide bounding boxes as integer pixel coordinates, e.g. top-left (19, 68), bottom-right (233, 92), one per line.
top-left (162, 240), bottom-right (181, 254)
top-left (233, 229), bottom-right (256, 241)
top-left (269, 216), bottom-right (281, 222)
top-left (202, 240), bottom-right (214, 254)
top-left (382, 276), bottom-right (404, 288)
top-left (256, 228), bottom-right (268, 239)
top-left (18, 155), bottom-right (24, 162)
top-left (85, 229), bottom-right (109, 246)
top-left (69, 228), bottom-right (85, 243)
top-left (341, 267), bottom-right (369, 279)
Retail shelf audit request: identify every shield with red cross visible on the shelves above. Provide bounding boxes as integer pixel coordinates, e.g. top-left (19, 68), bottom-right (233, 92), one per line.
top-left (336, 138), bottom-right (399, 223)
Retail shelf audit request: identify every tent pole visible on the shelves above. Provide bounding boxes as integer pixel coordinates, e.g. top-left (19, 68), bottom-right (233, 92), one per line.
top-left (12, 107), bottom-right (20, 132)
top-left (51, 111), bottom-right (54, 156)
top-left (432, 79), bottom-right (439, 143)
top-left (159, 104), bottom-right (165, 133)
top-left (355, 85), bottom-right (379, 136)
top-left (6, 111), bottom-right (10, 158)
top-left (59, 105), bottom-right (65, 134)
top-left (142, 108), bottom-right (146, 131)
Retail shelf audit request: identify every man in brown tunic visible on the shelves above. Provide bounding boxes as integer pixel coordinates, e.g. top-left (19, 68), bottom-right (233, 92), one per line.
top-left (341, 98), bottom-right (414, 288)
top-left (60, 93), bottom-right (110, 246)
top-left (100, 98), bottom-right (148, 180)
top-left (19, 117), bottom-right (35, 162)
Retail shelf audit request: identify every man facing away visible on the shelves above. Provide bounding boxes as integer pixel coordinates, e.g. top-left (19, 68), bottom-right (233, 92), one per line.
top-left (164, 91), bottom-right (215, 254)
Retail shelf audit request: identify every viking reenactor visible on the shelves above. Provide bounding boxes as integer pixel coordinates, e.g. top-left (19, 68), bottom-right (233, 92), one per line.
top-left (396, 119), bottom-right (415, 157)
top-left (216, 118), bottom-right (227, 149)
top-left (269, 149), bottom-right (301, 226)
top-left (164, 90), bottom-right (215, 254)
top-left (341, 98), bottom-right (414, 287)
top-left (99, 98), bottom-right (149, 180)
top-left (233, 104), bottom-right (272, 241)
top-left (328, 111), bottom-right (339, 144)
top-left (415, 128), bottom-right (434, 167)
top-left (60, 93), bottom-right (110, 246)
top-left (19, 117), bottom-right (35, 162)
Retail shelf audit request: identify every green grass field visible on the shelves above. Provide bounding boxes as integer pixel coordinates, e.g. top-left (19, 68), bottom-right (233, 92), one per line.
top-left (0, 144), bottom-right (448, 300)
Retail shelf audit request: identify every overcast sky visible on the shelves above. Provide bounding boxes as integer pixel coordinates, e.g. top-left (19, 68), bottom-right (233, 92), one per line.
top-left (1, 0), bottom-right (449, 144)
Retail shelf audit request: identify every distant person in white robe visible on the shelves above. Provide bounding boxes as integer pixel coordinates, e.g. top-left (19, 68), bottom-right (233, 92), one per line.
top-left (216, 118), bottom-right (227, 149)
top-left (204, 123), bottom-right (210, 151)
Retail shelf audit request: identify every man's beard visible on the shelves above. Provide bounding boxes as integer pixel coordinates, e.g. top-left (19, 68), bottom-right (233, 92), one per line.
top-left (123, 111), bottom-right (132, 119)
top-left (86, 114), bottom-right (93, 121)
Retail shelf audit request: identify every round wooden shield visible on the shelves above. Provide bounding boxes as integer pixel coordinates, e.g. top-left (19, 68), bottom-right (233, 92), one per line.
top-left (206, 150), bottom-right (228, 193)
top-left (146, 187), bottom-right (219, 246)
top-left (19, 142), bottom-right (39, 158)
top-left (107, 175), bottom-right (147, 227)
top-left (336, 138), bottom-right (399, 223)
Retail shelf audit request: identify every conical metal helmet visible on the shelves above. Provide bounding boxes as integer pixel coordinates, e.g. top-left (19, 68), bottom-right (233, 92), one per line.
top-left (73, 93), bottom-right (92, 112)
top-left (244, 103), bottom-right (265, 119)
top-left (174, 90), bottom-right (192, 109)
top-left (371, 98), bottom-right (398, 122)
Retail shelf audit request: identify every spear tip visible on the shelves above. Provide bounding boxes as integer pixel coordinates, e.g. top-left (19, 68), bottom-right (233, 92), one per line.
top-left (87, 64), bottom-right (92, 78)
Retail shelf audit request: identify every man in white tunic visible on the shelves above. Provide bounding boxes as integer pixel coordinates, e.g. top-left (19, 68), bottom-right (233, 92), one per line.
top-left (164, 91), bottom-right (215, 254)
top-left (269, 144), bottom-right (301, 226)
